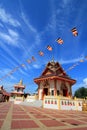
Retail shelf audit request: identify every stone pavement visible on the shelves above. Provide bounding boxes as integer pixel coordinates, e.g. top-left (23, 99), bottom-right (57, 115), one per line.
top-left (0, 102), bottom-right (87, 130)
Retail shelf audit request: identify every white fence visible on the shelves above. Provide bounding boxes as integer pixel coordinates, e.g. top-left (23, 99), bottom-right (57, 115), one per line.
top-left (44, 97), bottom-right (58, 109)
top-left (14, 97), bottom-right (23, 104)
top-left (9, 95), bottom-right (38, 104)
top-left (25, 95), bottom-right (38, 102)
top-left (43, 96), bottom-right (83, 111)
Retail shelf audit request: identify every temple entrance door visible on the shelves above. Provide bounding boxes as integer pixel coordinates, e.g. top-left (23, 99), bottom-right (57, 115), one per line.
top-left (63, 89), bottom-right (68, 97)
top-left (44, 88), bottom-right (48, 96)
top-left (42, 88), bottom-right (48, 100)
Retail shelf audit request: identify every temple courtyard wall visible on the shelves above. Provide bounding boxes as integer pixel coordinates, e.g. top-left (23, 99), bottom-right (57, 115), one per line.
top-left (9, 95), bottom-right (87, 111)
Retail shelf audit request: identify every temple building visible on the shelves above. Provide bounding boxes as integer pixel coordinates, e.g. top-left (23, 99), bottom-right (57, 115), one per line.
top-left (34, 60), bottom-right (76, 100)
top-left (11, 80), bottom-right (25, 97)
top-left (0, 86), bottom-right (10, 102)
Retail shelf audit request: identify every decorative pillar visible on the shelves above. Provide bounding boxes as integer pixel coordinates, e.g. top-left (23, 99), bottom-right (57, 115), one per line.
top-left (41, 89), bottom-right (44, 100)
top-left (37, 82), bottom-right (40, 100)
top-left (54, 79), bottom-right (57, 96)
top-left (70, 85), bottom-right (72, 96)
top-left (48, 87), bottom-right (50, 95)
top-left (48, 79), bottom-right (50, 95)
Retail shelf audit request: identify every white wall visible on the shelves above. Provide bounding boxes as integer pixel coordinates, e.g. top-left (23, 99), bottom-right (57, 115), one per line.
top-left (43, 96), bottom-right (83, 111)
top-left (44, 96), bottom-right (59, 109)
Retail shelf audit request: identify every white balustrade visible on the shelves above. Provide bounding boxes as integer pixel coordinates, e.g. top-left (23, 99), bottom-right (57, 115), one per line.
top-left (43, 96), bottom-right (83, 111)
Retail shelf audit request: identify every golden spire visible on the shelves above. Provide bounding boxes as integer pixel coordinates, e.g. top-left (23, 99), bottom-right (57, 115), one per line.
top-left (19, 80), bottom-right (23, 85)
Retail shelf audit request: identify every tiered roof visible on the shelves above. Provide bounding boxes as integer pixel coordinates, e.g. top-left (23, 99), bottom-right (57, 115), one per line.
top-left (34, 61), bottom-right (76, 85)
top-left (11, 80), bottom-right (25, 95)
top-left (0, 86), bottom-right (10, 96)
top-left (14, 80), bottom-right (25, 89)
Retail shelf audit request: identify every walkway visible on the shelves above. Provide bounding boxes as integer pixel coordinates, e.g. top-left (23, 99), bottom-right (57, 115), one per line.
top-left (0, 102), bottom-right (87, 130)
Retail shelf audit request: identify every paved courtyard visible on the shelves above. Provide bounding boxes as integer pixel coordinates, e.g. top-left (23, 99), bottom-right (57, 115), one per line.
top-left (0, 102), bottom-right (87, 130)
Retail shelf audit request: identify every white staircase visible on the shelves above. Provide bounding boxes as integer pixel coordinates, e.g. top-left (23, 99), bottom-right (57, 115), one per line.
top-left (20, 100), bottom-right (43, 107)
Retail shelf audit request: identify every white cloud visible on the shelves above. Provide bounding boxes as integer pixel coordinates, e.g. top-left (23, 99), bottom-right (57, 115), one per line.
top-left (1, 81), bottom-right (14, 92)
top-left (62, 0), bottom-right (71, 7)
top-left (0, 22), bottom-right (4, 27)
top-left (21, 12), bottom-right (41, 45)
top-left (41, 1), bottom-right (66, 35)
top-left (33, 64), bottom-right (41, 69)
top-left (0, 40), bottom-right (23, 68)
top-left (21, 12), bottom-right (37, 33)
top-left (0, 32), bottom-right (12, 42)
top-left (59, 55), bottom-right (85, 64)
top-left (73, 78), bottom-right (87, 92)
top-left (32, 56), bottom-right (84, 70)
top-left (47, 13), bottom-right (56, 30)
top-left (83, 78), bottom-right (87, 86)
top-left (18, 67), bottom-right (30, 77)
top-left (0, 68), bottom-right (16, 82)
top-left (0, 68), bottom-right (11, 76)
top-left (20, 11), bottom-right (41, 58)
top-left (0, 67), bottom-right (29, 84)
top-left (8, 29), bottom-right (19, 37)
top-left (0, 29), bottom-right (19, 46)
top-left (0, 7), bottom-right (20, 27)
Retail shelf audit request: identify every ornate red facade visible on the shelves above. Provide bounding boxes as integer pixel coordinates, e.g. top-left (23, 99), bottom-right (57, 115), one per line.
top-left (34, 61), bottom-right (76, 100)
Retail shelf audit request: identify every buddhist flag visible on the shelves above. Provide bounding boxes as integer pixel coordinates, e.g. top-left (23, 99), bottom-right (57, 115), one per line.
top-left (79, 59), bottom-right (84, 62)
top-left (21, 64), bottom-right (25, 67)
top-left (39, 51), bottom-right (44, 56)
top-left (68, 66), bottom-right (74, 70)
top-left (47, 45), bottom-right (53, 51)
top-left (9, 70), bottom-right (14, 75)
top-left (56, 38), bottom-right (63, 44)
top-left (73, 62), bottom-right (79, 67)
top-left (85, 56), bottom-right (87, 60)
top-left (27, 59), bottom-right (31, 63)
top-left (32, 56), bottom-right (36, 61)
top-left (71, 27), bottom-right (78, 36)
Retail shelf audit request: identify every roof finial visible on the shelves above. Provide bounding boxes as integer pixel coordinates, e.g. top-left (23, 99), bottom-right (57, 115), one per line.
top-left (19, 80), bottom-right (23, 85)
top-left (51, 55), bottom-right (54, 62)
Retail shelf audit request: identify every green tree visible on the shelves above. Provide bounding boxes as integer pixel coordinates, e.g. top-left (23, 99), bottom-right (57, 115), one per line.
top-left (74, 87), bottom-right (87, 98)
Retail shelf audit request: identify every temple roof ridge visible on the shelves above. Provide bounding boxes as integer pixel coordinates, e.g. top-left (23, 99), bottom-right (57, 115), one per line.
top-left (34, 60), bottom-right (76, 85)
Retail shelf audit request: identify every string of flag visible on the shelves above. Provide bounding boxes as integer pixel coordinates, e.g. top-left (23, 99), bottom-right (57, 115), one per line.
top-left (1, 54), bottom-right (86, 82)
top-left (0, 56), bottom-right (36, 81)
top-left (38, 27), bottom-right (78, 56)
top-left (59, 56), bottom-right (87, 77)
top-left (0, 26), bottom-right (84, 82)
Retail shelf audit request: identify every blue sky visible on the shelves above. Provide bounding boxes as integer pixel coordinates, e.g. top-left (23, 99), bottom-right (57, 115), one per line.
top-left (0, 0), bottom-right (87, 94)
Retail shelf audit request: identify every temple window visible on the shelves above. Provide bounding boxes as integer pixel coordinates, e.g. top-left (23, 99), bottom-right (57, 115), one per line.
top-left (57, 90), bottom-right (60, 95)
top-left (17, 88), bottom-right (20, 92)
top-left (51, 90), bottom-right (54, 95)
